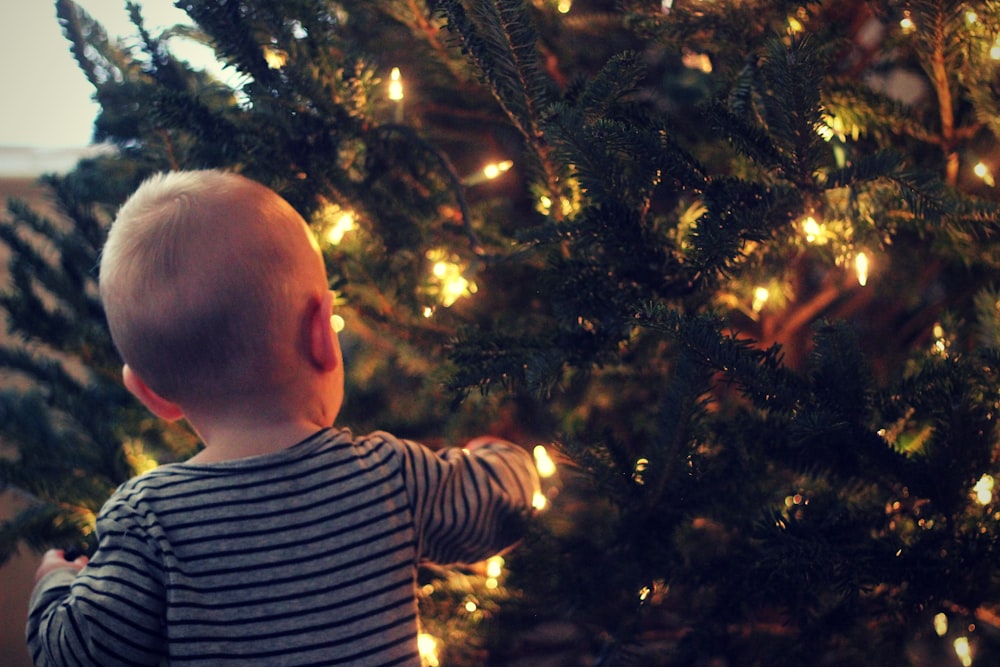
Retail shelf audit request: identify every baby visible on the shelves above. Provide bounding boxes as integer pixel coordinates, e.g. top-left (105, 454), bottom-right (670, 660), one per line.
top-left (27, 170), bottom-right (539, 666)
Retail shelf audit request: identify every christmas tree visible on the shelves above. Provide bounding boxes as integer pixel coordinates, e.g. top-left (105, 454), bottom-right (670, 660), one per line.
top-left (5, 0), bottom-right (1000, 664)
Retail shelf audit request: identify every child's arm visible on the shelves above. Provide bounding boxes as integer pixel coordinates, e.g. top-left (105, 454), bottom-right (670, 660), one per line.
top-left (392, 433), bottom-right (541, 565)
top-left (26, 506), bottom-right (167, 667)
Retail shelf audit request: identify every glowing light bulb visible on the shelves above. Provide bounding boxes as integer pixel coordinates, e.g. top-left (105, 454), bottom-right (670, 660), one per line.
top-left (425, 250), bottom-right (476, 307)
top-left (533, 445), bottom-right (557, 477)
top-left (464, 599), bottom-right (478, 613)
top-left (899, 12), bottom-right (915, 32)
top-left (752, 286), bottom-right (770, 313)
top-left (974, 162), bottom-right (995, 186)
top-left (485, 555), bottom-right (504, 579)
top-left (388, 67), bottom-right (404, 101)
top-left (417, 633), bottom-right (440, 667)
top-left (557, 0), bottom-right (572, 12)
top-left (935, 612), bottom-right (949, 637)
top-left (855, 252), bottom-right (870, 286)
top-left (802, 215), bottom-right (822, 243)
top-left (482, 159), bottom-right (514, 180)
top-left (532, 491), bottom-right (548, 511)
top-left (966, 10), bottom-right (978, 24)
top-left (325, 211), bottom-right (356, 245)
top-left (632, 457), bottom-right (649, 485)
top-left (992, 38), bottom-right (1000, 60)
top-left (974, 474), bottom-right (994, 505)
top-left (682, 50), bottom-right (713, 73)
top-left (954, 636), bottom-right (972, 667)
top-left (330, 314), bottom-right (346, 333)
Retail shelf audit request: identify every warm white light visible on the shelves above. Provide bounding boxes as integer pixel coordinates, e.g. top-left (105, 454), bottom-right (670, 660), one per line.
top-left (388, 67), bottom-right (404, 101)
top-left (855, 252), bottom-right (869, 286)
top-left (464, 599), bottom-right (478, 613)
top-left (974, 162), bottom-right (995, 186)
top-left (992, 39), bottom-right (1000, 60)
top-left (532, 491), bottom-right (548, 511)
top-left (899, 12), bottom-right (915, 32)
top-left (533, 445), bottom-right (557, 478)
top-left (802, 215), bottom-right (822, 243)
top-left (974, 474), bottom-right (994, 505)
top-left (427, 253), bottom-right (476, 307)
top-left (325, 211), bottom-right (356, 245)
top-left (682, 50), bottom-right (713, 73)
top-left (485, 555), bottom-right (504, 579)
top-left (752, 286), bottom-right (770, 313)
top-left (330, 314), bottom-right (346, 333)
top-left (482, 159), bottom-right (513, 179)
top-left (632, 457), bottom-right (649, 485)
top-left (954, 636), bottom-right (972, 667)
top-left (557, 0), bottom-right (572, 13)
top-left (935, 612), bottom-right (949, 637)
top-left (417, 633), bottom-right (440, 667)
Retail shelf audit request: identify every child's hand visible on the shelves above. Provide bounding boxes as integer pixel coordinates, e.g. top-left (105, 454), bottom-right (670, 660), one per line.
top-left (34, 549), bottom-right (89, 583)
top-left (464, 435), bottom-right (516, 451)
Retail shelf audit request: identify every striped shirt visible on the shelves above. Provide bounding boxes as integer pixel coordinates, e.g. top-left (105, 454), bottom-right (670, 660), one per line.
top-left (27, 428), bottom-right (538, 666)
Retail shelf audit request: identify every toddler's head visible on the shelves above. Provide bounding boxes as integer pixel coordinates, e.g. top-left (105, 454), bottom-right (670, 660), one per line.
top-left (100, 170), bottom-right (328, 410)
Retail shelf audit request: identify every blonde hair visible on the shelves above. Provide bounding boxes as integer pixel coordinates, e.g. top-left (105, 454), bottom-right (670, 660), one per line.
top-left (99, 170), bottom-right (325, 404)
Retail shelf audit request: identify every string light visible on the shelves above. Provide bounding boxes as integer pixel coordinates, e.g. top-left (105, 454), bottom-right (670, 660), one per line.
top-left (330, 314), bottom-right (346, 333)
top-left (801, 215), bottom-right (823, 243)
top-left (899, 10), bottom-right (916, 32)
top-left (557, 0), bottom-right (572, 13)
top-left (464, 159), bottom-right (514, 186)
top-left (632, 457), bottom-right (649, 485)
top-left (324, 209), bottom-right (357, 245)
top-left (954, 636), bottom-right (973, 667)
top-left (533, 445), bottom-right (557, 478)
top-left (425, 249), bottom-right (477, 308)
top-left (974, 161), bottom-right (995, 187)
top-left (932, 322), bottom-right (950, 357)
top-left (751, 286), bottom-right (770, 313)
top-left (388, 67), bottom-right (404, 101)
top-left (682, 49), bottom-right (713, 73)
top-left (935, 612), bottom-right (949, 637)
top-left (855, 251), bottom-right (870, 287)
top-left (417, 633), bottom-right (440, 667)
top-left (532, 491), bottom-right (548, 511)
top-left (388, 67), bottom-right (404, 122)
top-left (991, 37), bottom-right (1000, 61)
top-left (974, 474), bottom-right (994, 505)
top-left (123, 439), bottom-right (159, 474)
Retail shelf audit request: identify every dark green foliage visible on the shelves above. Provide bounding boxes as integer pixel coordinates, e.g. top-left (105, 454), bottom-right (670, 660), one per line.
top-left (7, 0), bottom-right (1000, 664)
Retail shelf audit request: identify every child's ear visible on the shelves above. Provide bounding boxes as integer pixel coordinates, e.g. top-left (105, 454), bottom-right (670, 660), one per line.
top-left (308, 290), bottom-right (341, 372)
top-left (122, 365), bottom-right (185, 422)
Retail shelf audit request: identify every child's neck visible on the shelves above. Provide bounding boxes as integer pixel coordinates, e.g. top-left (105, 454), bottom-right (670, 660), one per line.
top-left (186, 415), bottom-right (331, 464)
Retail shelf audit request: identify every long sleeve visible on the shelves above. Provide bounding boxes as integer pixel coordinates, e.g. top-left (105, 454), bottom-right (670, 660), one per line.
top-left (26, 508), bottom-right (167, 667)
top-left (391, 434), bottom-right (540, 565)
